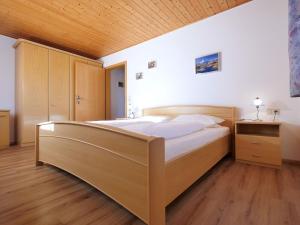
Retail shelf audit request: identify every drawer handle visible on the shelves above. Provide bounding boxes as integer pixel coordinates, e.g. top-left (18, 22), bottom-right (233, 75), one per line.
top-left (252, 154), bottom-right (261, 158)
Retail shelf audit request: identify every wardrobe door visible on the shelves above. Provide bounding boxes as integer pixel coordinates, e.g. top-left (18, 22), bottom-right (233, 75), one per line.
top-left (75, 62), bottom-right (105, 121)
top-left (49, 50), bottom-right (70, 121)
top-left (21, 43), bottom-right (49, 144)
top-left (69, 56), bottom-right (87, 120)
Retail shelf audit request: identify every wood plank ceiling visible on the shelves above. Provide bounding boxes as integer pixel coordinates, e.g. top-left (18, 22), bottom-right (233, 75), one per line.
top-left (0, 0), bottom-right (251, 59)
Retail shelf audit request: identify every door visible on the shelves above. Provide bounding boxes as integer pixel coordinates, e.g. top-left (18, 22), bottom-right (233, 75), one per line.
top-left (49, 50), bottom-right (70, 121)
top-left (21, 43), bottom-right (49, 144)
top-left (75, 62), bottom-right (105, 121)
top-left (106, 66), bottom-right (125, 120)
top-left (69, 56), bottom-right (87, 120)
top-left (105, 62), bottom-right (127, 120)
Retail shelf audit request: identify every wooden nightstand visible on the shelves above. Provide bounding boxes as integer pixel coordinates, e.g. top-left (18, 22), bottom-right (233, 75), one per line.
top-left (0, 110), bottom-right (10, 150)
top-left (235, 121), bottom-right (282, 168)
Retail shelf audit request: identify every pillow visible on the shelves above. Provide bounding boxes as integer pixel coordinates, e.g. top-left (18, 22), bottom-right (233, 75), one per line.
top-left (172, 114), bottom-right (224, 126)
top-left (134, 115), bottom-right (171, 123)
top-left (142, 121), bottom-right (206, 139)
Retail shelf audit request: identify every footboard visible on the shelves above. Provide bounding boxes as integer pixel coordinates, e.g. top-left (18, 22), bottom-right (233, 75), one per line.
top-left (36, 122), bottom-right (165, 225)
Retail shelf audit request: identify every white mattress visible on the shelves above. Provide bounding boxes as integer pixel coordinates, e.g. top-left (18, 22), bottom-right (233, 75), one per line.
top-left (165, 127), bottom-right (229, 162)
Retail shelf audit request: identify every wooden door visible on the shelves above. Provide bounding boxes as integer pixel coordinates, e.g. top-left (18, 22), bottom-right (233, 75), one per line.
top-left (69, 56), bottom-right (87, 120)
top-left (20, 43), bottom-right (49, 144)
top-left (49, 50), bottom-right (70, 121)
top-left (75, 62), bottom-right (105, 121)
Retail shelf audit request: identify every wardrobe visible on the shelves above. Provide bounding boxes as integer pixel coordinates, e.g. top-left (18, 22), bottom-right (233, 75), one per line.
top-left (15, 39), bottom-right (105, 146)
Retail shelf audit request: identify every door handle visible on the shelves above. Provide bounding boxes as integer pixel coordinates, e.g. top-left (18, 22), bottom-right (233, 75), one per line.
top-left (76, 95), bottom-right (81, 104)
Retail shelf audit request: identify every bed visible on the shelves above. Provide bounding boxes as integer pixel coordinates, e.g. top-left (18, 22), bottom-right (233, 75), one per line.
top-left (35, 105), bottom-right (236, 225)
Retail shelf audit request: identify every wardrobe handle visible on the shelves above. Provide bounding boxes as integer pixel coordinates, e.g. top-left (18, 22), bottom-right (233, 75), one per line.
top-left (76, 95), bottom-right (81, 104)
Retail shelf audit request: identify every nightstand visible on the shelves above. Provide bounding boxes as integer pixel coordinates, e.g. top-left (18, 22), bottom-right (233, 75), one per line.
top-left (235, 121), bottom-right (282, 168)
top-left (0, 110), bottom-right (10, 150)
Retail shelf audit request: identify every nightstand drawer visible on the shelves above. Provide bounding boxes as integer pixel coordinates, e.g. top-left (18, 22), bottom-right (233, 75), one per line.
top-left (236, 135), bottom-right (281, 166)
top-left (236, 135), bottom-right (280, 150)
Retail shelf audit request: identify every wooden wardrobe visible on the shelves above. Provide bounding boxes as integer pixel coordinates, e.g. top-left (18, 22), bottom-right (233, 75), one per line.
top-left (15, 39), bottom-right (105, 146)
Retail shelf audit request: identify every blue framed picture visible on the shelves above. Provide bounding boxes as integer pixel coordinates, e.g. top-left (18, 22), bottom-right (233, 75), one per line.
top-left (195, 53), bottom-right (221, 74)
top-left (289, 0), bottom-right (300, 97)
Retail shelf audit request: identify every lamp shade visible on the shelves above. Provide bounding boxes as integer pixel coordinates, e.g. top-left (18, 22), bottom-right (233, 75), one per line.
top-left (253, 97), bottom-right (263, 106)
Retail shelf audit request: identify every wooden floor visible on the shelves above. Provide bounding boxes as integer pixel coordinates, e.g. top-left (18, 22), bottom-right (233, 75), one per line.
top-left (0, 146), bottom-right (299, 225)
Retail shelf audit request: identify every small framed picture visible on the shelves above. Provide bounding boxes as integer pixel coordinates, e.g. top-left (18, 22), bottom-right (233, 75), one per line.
top-left (195, 52), bottom-right (221, 74)
top-left (136, 72), bottom-right (143, 80)
top-left (148, 60), bottom-right (157, 69)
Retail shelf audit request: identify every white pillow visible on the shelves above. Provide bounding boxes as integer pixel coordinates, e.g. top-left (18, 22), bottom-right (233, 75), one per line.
top-left (143, 121), bottom-right (206, 139)
top-left (172, 114), bottom-right (224, 126)
top-left (134, 115), bottom-right (171, 123)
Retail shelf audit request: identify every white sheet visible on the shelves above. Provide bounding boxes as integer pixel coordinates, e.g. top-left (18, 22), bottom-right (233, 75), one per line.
top-left (165, 126), bottom-right (229, 161)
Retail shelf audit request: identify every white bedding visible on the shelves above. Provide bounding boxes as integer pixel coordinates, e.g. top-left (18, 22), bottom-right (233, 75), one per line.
top-left (89, 119), bottom-right (207, 139)
top-left (88, 119), bottom-right (229, 162)
top-left (165, 126), bottom-right (229, 161)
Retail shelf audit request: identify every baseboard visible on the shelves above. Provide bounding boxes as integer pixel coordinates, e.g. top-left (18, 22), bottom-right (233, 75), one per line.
top-left (236, 159), bottom-right (281, 169)
top-left (283, 159), bottom-right (300, 166)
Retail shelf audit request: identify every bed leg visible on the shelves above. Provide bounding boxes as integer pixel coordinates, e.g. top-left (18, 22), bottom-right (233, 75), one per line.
top-left (148, 138), bottom-right (166, 225)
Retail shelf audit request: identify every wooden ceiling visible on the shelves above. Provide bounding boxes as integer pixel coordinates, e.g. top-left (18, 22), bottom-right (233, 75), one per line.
top-left (0, 0), bottom-right (251, 59)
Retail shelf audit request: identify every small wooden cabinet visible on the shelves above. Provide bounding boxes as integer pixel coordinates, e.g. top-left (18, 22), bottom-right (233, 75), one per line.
top-left (235, 121), bottom-right (282, 168)
top-left (0, 110), bottom-right (10, 149)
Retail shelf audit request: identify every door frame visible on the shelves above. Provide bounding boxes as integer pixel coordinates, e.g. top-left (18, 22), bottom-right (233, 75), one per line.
top-left (105, 61), bottom-right (127, 120)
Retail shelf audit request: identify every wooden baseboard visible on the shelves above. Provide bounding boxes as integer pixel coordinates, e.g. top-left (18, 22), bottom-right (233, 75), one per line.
top-left (20, 142), bottom-right (35, 147)
top-left (0, 145), bottom-right (10, 150)
top-left (283, 159), bottom-right (300, 166)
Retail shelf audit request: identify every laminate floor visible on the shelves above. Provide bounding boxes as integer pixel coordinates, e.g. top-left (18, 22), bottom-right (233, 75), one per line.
top-left (0, 146), bottom-right (299, 225)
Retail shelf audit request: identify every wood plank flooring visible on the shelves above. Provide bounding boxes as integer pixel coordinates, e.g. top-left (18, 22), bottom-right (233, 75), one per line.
top-left (0, 146), bottom-right (299, 225)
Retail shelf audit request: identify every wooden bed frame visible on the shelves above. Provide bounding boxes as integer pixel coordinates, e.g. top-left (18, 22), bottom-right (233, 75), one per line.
top-left (36, 105), bottom-right (236, 225)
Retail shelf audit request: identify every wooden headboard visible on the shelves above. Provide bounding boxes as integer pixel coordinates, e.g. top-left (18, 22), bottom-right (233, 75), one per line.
top-left (143, 105), bottom-right (236, 132)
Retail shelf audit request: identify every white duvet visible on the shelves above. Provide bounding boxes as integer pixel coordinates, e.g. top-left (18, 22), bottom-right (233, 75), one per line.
top-left (90, 119), bottom-right (207, 139)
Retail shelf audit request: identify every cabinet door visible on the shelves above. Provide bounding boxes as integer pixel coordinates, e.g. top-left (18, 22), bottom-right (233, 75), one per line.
top-left (75, 62), bottom-right (105, 121)
top-left (49, 50), bottom-right (70, 121)
top-left (22, 43), bottom-right (49, 144)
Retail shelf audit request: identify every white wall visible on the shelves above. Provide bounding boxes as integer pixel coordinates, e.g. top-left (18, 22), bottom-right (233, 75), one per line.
top-left (0, 35), bottom-right (15, 143)
top-left (110, 67), bottom-right (125, 119)
top-left (102, 0), bottom-right (300, 161)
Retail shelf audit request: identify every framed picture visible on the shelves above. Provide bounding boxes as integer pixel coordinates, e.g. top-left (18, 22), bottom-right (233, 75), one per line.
top-left (195, 52), bottom-right (221, 74)
top-left (289, 0), bottom-right (300, 97)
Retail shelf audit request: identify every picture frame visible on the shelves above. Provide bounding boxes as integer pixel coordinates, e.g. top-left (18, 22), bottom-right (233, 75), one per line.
top-left (195, 52), bottom-right (221, 74)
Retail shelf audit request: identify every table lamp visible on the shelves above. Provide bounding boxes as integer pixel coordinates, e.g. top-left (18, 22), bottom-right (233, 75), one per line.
top-left (253, 97), bottom-right (263, 121)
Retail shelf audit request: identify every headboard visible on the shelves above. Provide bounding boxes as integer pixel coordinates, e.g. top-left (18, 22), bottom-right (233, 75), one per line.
top-left (143, 105), bottom-right (236, 132)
